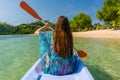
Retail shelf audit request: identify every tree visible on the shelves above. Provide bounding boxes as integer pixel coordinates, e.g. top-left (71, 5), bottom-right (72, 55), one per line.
top-left (72, 12), bottom-right (92, 31)
top-left (69, 20), bottom-right (77, 31)
top-left (116, 2), bottom-right (120, 25)
top-left (96, 0), bottom-right (120, 28)
top-left (94, 23), bottom-right (101, 27)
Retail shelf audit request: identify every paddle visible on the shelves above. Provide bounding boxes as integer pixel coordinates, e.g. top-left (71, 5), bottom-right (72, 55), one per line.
top-left (20, 1), bottom-right (54, 30)
top-left (74, 47), bottom-right (87, 58)
top-left (20, 1), bottom-right (42, 21)
top-left (20, 1), bottom-right (87, 58)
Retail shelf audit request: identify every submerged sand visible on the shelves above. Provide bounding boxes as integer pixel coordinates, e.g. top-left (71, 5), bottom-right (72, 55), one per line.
top-left (72, 29), bottom-right (120, 39)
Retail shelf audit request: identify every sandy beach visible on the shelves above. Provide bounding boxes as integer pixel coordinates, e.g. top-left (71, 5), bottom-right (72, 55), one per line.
top-left (72, 29), bottom-right (120, 39)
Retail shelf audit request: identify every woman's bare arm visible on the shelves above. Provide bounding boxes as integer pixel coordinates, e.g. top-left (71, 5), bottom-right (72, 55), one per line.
top-left (34, 23), bottom-right (50, 35)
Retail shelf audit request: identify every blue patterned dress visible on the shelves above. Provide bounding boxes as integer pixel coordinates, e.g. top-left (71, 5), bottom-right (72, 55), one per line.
top-left (38, 31), bottom-right (74, 75)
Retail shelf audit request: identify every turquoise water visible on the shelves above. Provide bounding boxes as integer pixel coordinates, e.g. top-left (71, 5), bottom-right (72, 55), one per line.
top-left (0, 35), bottom-right (39, 80)
top-left (0, 35), bottom-right (120, 80)
top-left (74, 37), bottom-right (120, 80)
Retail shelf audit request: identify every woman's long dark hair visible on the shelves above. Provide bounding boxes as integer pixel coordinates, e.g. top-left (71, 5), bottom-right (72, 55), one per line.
top-left (53, 16), bottom-right (73, 58)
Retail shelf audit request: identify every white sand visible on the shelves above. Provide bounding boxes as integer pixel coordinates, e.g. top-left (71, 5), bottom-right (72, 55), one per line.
top-left (72, 29), bottom-right (120, 39)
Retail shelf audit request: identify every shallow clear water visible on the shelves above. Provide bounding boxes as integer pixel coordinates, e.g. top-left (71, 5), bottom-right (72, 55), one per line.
top-left (0, 35), bottom-right (39, 80)
top-left (74, 37), bottom-right (120, 80)
top-left (0, 35), bottom-right (120, 80)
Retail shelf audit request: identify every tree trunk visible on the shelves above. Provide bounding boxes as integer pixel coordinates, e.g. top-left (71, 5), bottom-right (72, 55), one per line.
top-left (112, 20), bottom-right (117, 30)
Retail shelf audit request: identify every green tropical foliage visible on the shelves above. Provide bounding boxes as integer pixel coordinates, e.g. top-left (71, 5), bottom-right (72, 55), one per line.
top-left (0, 21), bottom-right (56, 35)
top-left (70, 12), bottom-right (92, 31)
top-left (0, 22), bottom-right (14, 35)
top-left (69, 20), bottom-right (77, 31)
top-left (96, 0), bottom-right (120, 28)
top-left (0, 21), bottom-right (44, 35)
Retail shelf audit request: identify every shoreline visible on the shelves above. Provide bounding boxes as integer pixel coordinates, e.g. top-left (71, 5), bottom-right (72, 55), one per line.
top-left (72, 29), bottom-right (120, 39)
top-left (0, 29), bottom-right (120, 39)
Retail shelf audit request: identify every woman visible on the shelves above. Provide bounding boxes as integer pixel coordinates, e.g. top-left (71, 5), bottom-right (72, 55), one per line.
top-left (34, 16), bottom-right (74, 75)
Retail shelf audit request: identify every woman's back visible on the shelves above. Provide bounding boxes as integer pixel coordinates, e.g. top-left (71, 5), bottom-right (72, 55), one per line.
top-left (49, 53), bottom-right (74, 75)
top-left (39, 31), bottom-right (74, 75)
